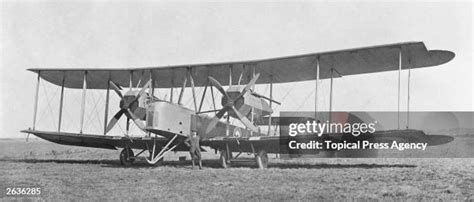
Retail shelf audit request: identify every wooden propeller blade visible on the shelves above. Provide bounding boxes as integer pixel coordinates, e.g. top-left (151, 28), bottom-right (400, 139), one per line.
top-left (230, 106), bottom-right (259, 133)
top-left (109, 81), bottom-right (123, 99)
top-left (233, 73), bottom-right (260, 102)
top-left (137, 79), bottom-right (152, 98)
top-left (105, 109), bottom-right (125, 133)
top-left (242, 73), bottom-right (260, 94)
top-left (205, 107), bottom-right (229, 134)
top-left (122, 80), bottom-right (151, 109)
top-left (205, 117), bottom-right (220, 134)
top-left (208, 77), bottom-right (229, 98)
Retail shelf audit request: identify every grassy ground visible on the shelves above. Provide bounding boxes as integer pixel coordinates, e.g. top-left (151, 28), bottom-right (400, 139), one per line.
top-left (0, 137), bottom-right (473, 200)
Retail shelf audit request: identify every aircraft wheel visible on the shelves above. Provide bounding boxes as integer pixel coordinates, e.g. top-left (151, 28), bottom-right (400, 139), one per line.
top-left (219, 150), bottom-right (231, 168)
top-left (255, 150), bottom-right (268, 169)
top-left (120, 147), bottom-right (135, 166)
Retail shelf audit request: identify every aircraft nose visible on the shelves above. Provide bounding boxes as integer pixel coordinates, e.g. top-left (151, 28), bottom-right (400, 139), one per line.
top-left (120, 95), bottom-right (137, 108)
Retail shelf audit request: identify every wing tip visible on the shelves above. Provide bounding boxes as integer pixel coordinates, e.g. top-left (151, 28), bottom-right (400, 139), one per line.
top-left (27, 68), bottom-right (39, 73)
top-left (429, 50), bottom-right (456, 66)
top-left (427, 134), bottom-right (454, 146)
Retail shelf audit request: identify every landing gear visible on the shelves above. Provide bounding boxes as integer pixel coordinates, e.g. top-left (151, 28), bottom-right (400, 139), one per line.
top-left (219, 144), bottom-right (268, 169)
top-left (146, 148), bottom-right (164, 166)
top-left (219, 150), bottom-right (232, 168)
top-left (120, 147), bottom-right (135, 166)
top-left (146, 134), bottom-right (179, 165)
top-left (255, 150), bottom-right (268, 169)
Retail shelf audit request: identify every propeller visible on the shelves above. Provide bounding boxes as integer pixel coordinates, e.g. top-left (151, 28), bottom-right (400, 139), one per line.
top-left (206, 73), bottom-right (261, 134)
top-left (105, 80), bottom-right (151, 133)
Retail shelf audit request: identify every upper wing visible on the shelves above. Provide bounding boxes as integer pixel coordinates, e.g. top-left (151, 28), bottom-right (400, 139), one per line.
top-left (29, 42), bottom-right (454, 89)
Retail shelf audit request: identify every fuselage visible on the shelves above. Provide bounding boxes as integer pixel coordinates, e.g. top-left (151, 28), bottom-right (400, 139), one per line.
top-left (144, 100), bottom-right (263, 139)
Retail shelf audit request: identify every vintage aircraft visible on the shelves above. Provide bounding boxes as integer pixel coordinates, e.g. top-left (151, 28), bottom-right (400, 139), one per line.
top-left (22, 41), bottom-right (455, 168)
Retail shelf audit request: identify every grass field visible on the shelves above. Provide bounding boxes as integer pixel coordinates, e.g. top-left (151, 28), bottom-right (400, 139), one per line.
top-left (1, 136), bottom-right (473, 200)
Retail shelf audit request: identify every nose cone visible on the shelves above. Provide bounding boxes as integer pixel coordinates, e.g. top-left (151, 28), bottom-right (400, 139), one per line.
top-left (120, 90), bottom-right (140, 108)
top-left (221, 87), bottom-right (244, 106)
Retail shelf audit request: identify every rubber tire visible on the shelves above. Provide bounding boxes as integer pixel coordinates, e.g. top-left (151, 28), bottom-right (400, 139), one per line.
top-left (219, 150), bottom-right (231, 169)
top-left (256, 150), bottom-right (268, 169)
top-left (120, 148), bottom-right (135, 166)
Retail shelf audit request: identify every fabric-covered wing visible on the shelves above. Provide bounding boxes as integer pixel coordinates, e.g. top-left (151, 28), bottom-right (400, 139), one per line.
top-left (20, 129), bottom-right (191, 151)
top-left (29, 42), bottom-right (454, 89)
top-left (201, 129), bottom-right (453, 155)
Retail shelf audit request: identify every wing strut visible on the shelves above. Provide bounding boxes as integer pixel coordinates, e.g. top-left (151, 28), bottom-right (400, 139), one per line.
top-left (210, 84), bottom-right (217, 114)
top-left (150, 69), bottom-right (155, 98)
top-left (79, 71), bottom-right (87, 134)
top-left (198, 79), bottom-right (209, 113)
top-left (103, 75), bottom-right (110, 135)
top-left (170, 77), bottom-right (174, 103)
top-left (178, 76), bottom-right (187, 105)
top-left (407, 59), bottom-right (411, 129)
top-left (229, 65), bottom-right (233, 87)
top-left (315, 56), bottom-right (320, 121)
top-left (398, 49), bottom-right (401, 130)
top-left (58, 73), bottom-right (65, 132)
top-left (129, 71), bottom-right (133, 91)
top-left (32, 71), bottom-right (41, 130)
top-left (267, 75), bottom-right (273, 136)
top-left (189, 68), bottom-right (198, 111)
top-left (329, 68), bottom-right (333, 123)
top-left (328, 68), bottom-right (342, 123)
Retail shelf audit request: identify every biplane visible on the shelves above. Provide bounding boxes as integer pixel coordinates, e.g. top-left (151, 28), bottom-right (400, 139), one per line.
top-left (22, 42), bottom-right (455, 168)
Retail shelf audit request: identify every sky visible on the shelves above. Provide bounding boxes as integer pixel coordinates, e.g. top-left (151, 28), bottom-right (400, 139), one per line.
top-left (1, 0), bottom-right (472, 138)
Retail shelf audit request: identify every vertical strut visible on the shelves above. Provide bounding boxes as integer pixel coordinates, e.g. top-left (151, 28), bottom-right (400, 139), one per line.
top-left (198, 79), bottom-right (209, 113)
top-left (397, 49), bottom-right (402, 130)
top-left (315, 56), bottom-right (320, 120)
top-left (267, 75), bottom-right (273, 136)
top-left (178, 75), bottom-right (187, 105)
top-left (229, 65), bottom-right (232, 87)
top-left (251, 65), bottom-right (256, 136)
top-left (189, 68), bottom-right (198, 111)
top-left (151, 70), bottom-right (155, 97)
top-left (129, 71), bottom-right (133, 91)
top-left (58, 74), bottom-right (65, 132)
top-left (32, 71), bottom-right (41, 130)
top-left (103, 75), bottom-right (110, 135)
top-left (170, 82), bottom-right (174, 102)
top-left (126, 65), bottom-right (132, 135)
top-left (148, 70), bottom-right (154, 137)
top-left (407, 62), bottom-right (411, 129)
top-left (80, 71), bottom-right (87, 134)
top-left (170, 70), bottom-right (173, 102)
top-left (210, 85), bottom-right (216, 114)
top-left (329, 68), bottom-right (334, 123)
